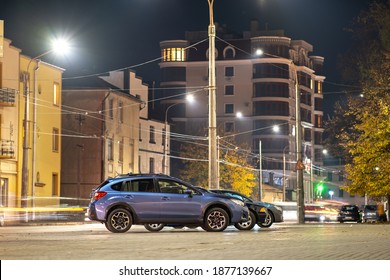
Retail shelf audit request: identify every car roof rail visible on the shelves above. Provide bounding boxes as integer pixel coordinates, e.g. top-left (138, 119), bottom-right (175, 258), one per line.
top-left (113, 173), bottom-right (176, 179)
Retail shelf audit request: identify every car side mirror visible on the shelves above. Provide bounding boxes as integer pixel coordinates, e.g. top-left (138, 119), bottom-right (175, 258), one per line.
top-left (184, 189), bottom-right (193, 197)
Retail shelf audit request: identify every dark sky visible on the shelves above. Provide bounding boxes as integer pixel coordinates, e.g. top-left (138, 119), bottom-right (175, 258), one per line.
top-left (1, 0), bottom-right (372, 114)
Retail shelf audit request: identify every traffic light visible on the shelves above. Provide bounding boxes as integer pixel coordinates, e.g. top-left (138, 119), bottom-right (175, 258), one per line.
top-left (315, 182), bottom-right (325, 199)
top-left (316, 183), bottom-right (324, 192)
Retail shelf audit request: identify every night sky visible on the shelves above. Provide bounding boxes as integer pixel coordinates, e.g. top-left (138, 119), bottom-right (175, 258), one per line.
top-left (1, 0), bottom-right (372, 115)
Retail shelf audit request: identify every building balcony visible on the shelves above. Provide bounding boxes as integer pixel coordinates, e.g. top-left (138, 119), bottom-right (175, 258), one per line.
top-left (0, 88), bottom-right (17, 107)
top-left (0, 140), bottom-right (15, 159)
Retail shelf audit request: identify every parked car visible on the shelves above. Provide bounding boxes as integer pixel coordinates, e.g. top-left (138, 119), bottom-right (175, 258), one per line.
top-left (194, 188), bottom-right (266, 230)
top-left (208, 189), bottom-right (283, 228)
top-left (337, 205), bottom-right (361, 223)
top-left (362, 205), bottom-right (379, 223)
top-left (87, 174), bottom-right (249, 233)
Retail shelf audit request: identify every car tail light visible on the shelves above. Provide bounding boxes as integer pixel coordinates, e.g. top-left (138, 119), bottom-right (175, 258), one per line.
top-left (92, 191), bottom-right (107, 201)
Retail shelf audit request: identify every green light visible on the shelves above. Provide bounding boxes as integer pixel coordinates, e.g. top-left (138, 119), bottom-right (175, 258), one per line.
top-left (316, 183), bottom-right (324, 192)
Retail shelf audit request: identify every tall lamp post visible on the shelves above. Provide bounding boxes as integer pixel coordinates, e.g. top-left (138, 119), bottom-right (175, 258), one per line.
top-left (207, 0), bottom-right (218, 189)
top-left (21, 39), bottom-right (69, 209)
top-left (163, 95), bottom-right (194, 174)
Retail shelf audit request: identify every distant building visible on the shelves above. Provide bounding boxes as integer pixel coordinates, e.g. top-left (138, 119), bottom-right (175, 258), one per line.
top-left (61, 70), bottom-right (167, 206)
top-left (158, 20), bottom-right (325, 202)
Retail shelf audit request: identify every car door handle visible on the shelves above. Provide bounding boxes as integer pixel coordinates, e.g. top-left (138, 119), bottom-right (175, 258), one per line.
top-left (161, 196), bottom-right (170, 201)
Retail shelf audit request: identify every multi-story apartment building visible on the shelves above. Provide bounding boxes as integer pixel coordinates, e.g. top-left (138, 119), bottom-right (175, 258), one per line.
top-left (61, 70), bottom-right (167, 206)
top-left (158, 20), bottom-right (326, 202)
top-left (99, 70), bottom-right (168, 175)
top-left (1, 33), bottom-right (64, 208)
top-left (19, 55), bottom-right (64, 208)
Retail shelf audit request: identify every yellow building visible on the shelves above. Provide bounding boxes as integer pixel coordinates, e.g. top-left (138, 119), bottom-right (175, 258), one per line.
top-left (0, 31), bottom-right (64, 208)
top-left (19, 55), bottom-right (64, 208)
top-left (0, 38), bottom-right (19, 208)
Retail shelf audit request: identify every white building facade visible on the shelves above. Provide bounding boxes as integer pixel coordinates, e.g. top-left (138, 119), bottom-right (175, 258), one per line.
top-left (158, 21), bottom-right (326, 202)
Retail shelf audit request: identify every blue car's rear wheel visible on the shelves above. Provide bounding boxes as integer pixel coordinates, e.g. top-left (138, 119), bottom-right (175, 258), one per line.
top-left (105, 208), bottom-right (132, 233)
top-left (144, 224), bottom-right (165, 232)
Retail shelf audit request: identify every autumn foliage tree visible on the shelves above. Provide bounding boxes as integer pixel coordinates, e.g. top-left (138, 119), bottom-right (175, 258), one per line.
top-left (179, 137), bottom-right (257, 197)
top-left (325, 1), bottom-right (390, 215)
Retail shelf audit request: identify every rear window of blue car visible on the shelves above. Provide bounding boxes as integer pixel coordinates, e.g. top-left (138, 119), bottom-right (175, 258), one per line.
top-left (110, 179), bottom-right (155, 192)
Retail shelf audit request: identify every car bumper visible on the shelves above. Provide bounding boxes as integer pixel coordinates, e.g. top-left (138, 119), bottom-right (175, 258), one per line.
top-left (231, 207), bottom-right (249, 223)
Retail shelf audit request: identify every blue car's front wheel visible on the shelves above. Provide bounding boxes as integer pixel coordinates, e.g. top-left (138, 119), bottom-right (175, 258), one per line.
top-left (203, 207), bottom-right (229, 232)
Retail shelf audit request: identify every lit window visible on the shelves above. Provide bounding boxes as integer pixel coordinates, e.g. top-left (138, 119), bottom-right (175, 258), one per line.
top-left (162, 48), bottom-right (186, 62)
top-left (53, 83), bottom-right (60, 106)
top-left (52, 128), bottom-right (59, 152)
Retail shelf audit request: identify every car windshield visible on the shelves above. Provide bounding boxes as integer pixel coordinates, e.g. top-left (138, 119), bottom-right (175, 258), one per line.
top-left (365, 205), bottom-right (377, 211)
top-left (341, 206), bottom-right (357, 211)
top-left (223, 192), bottom-right (252, 203)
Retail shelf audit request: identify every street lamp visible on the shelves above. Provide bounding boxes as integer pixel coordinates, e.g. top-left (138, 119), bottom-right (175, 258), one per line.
top-left (163, 94), bottom-right (194, 174)
top-left (208, 0), bottom-right (218, 189)
top-left (21, 39), bottom-right (70, 209)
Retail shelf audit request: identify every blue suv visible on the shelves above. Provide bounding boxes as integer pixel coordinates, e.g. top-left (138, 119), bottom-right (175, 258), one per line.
top-left (87, 174), bottom-right (249, 233)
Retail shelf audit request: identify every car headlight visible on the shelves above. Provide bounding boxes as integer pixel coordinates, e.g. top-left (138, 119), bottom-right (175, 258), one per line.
top-left (230, 198), bottom-right (245, 207)
top-left (274, 205), bottom-right (283, 212)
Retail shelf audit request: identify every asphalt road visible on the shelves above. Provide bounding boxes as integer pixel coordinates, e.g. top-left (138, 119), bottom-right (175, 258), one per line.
top-left (1, 222), bottom-right (390, 260)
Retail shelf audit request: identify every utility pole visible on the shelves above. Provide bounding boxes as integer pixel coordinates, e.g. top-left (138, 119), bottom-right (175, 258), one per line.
top-left (208, 0), bottom-right (218, 189)
top-left (293, 63), bottom-right (305, 224)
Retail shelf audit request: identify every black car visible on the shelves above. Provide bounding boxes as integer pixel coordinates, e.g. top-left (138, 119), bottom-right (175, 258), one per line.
top-left (337, 205), bottom-right (361, 223)
top-left (208, 189), bottom-right (284, 230)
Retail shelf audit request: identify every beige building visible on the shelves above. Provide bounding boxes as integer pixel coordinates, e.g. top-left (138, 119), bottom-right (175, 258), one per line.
top-left (61, 87), bottom-right (140, 205)
top-left (61, 70), bottom-right (167, 206)
top-left (99, 70), bottom-right (168, 175)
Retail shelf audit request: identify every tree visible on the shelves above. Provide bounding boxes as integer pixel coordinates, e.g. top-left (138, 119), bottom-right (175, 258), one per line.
top-left (218, 141), bottom-right (257, 197)
top-left (331, 0), bottom-right (390, 219)
top-left (179, 136), bottom-right (257, 197)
